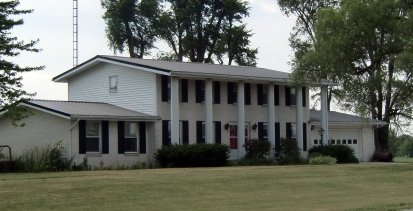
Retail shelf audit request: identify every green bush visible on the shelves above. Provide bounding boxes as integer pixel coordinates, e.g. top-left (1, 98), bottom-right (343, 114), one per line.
top-left (244, 139), bottom-right (271, 160)
top-left (15, 141), bottom-right (67, 172)
top-left (308, 144), bottom-right (359, 164)
top-left (276, 138), bottom-right (304, 165)
top-left (155, 144), bottom-right (230, 167)
top-left (309, 155), bottom-right (337, 165)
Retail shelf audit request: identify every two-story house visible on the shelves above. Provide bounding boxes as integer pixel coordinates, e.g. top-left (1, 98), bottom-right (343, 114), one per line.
top-left (0, 55), bottom-right (382, 166)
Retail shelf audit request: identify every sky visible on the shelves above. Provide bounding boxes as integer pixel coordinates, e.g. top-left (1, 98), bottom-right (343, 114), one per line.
top-left (11, 0), bottom-right (296, 100)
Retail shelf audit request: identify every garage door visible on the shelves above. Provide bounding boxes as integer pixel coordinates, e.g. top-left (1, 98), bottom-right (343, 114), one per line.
top-left (312, 129), bottom-right (362, 160)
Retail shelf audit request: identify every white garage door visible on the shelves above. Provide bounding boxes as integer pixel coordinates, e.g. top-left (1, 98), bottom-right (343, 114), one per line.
top-left (312, 129), bottom-right (362, 160)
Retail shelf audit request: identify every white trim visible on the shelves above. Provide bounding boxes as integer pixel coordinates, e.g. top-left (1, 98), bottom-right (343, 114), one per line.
top-left (21, 103), bottom-right (71, 120)
top-left (53, 58), bottom-right (171, 82)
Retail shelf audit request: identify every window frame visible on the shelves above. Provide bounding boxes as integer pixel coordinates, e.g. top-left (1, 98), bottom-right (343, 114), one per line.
top-left (109, 76), bottom-right (118, 93)
top-left (85, 121), bottom-right (101, 153)
top-left (124, 122), bottom-right (139, 153)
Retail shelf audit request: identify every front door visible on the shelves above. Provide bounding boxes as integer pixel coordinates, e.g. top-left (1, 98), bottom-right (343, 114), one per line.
top-left (229, 123), bottom-right (249, 159)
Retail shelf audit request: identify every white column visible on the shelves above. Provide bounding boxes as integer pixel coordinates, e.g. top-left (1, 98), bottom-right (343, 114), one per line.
top-left (267, 83), bottom-right (275, 158)
top-left (295, 86), bottom-right (303, 150)
top-left (320, 84), bottom-right (329, 145)
top-left (170, 77), bottom-right (180, 145)
top-left (237, 81), bottom-right (245, 159)
top-left (205, 79), bottom-right (213, 144)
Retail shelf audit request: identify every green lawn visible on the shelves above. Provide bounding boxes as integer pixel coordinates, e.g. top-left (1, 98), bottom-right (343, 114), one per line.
top-left (1, 164), bottom-right (413, 211)
top-left (394, 157), bottom-right (413, 163)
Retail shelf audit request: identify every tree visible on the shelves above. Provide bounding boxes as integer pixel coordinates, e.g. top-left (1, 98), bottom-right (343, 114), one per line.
top-left (102, 0), bottom-right (258, 65)
top-left (281, 0), bottom-right (413, 154)
top-left (0, 0), bottom-right (43, 125)
top-left (157, 0), bottom-right (257, 65)
top-left (101, 0), bottom-right (160, 58)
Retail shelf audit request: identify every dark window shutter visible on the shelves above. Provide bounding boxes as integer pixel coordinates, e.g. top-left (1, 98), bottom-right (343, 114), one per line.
top-left (285, 86), bottom-right (291, 106)
top-left (102, 121), bottom-right (109, 154)
top-left (161, 76), bottom-right (168, 102)
top-left (196, 121), bottom-right (204, 143)
top-left (258, 122), bottom-right (264, 140)
top-left (302, 86), bottom-right (306, 107)
top-left (257, 84), bottom-right (263, 105)
top-left (162, 120), bottom-right (170, 146)
top-left (213, 81), bottom-right (220, 104)
top-left (275, 122), bottom-right (280, 155)
top-left (303, 123), bottom-right (307, 151)
top-left (118, 121), bottom-right (125, 154)
top-left (227, 82), bottom-right (234, 104)
top-left (182, 121), bottom-right (189, 145)
top-left (274, 85), bottom-right (279, 106)
top-left (79, 120), bottom-right (86, 154)
top-left (286, 122), bottom-right (292, 139)
top-left (215, 121), bottom-right (221, 144)
top-left (181, 79), bottom-right (188, 103)
top-left (244, 83), bottom-right (251, 105)
top-left (195, 80), bottom-right (204, 103)
top-left (139, 122), bottom-right (146, 153)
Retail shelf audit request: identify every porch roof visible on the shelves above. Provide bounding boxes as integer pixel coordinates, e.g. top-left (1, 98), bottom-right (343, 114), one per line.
top-left (309, 110), bottom-right (386, 126)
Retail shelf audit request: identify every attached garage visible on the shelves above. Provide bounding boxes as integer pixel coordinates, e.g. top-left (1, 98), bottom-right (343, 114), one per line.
top-left (309, 110), bottom-right (386, 162)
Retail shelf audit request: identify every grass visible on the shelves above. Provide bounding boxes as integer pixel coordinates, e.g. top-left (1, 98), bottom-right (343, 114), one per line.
top-left (394, 157), bottom-right (413, 163)
top-left (1, 164), bottom-right (413, 210)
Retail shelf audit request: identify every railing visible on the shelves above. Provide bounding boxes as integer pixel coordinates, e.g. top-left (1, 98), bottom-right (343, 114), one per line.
top-left (0, 145), bottom-right (12, 161)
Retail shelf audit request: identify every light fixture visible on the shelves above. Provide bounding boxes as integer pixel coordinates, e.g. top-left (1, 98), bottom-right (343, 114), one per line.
top-left (252, 123), bottom-right (258, 130)
top-left (224, 123), bottom-right (230, 130)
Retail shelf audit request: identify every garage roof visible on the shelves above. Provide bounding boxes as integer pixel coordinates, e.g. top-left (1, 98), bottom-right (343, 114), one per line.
top-left (310, 110), bottom-right (386, 126)
top-left (53, 55), bottom-right (291, 83)
top-left (23, 100), bottom-right (159, 121)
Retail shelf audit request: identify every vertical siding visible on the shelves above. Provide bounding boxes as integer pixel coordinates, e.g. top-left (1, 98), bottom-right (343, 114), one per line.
top-left (68, 63), bottom-right (157, 115)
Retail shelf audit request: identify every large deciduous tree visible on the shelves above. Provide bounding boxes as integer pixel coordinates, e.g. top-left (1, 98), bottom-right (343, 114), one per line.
top-left (101, 0), bottom-right (160, 58)
top-left (0, 0), bottom-right (43, 124)
top-left (102, 0), bottom-right (257, 65)
top-left (279, 0), bottom-right (413, 155)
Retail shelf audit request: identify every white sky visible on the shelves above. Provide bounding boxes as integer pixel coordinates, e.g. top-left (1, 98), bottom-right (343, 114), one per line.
top-left (12, 0), bottom-right (296, 100)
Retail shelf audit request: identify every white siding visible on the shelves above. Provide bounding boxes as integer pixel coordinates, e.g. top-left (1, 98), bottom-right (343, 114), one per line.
top-left (68, 63), bottom-right (157, 115)
top-left (0, 109), bottom-right (71, 158)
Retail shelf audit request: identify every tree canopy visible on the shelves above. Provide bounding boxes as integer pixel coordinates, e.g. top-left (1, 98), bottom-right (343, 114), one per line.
top-left (101, 0), bottom-right (257, 65)
top-left (278, 0), bottom-right (413, 153)
top-left (0, 0), bottom-right (43, 125)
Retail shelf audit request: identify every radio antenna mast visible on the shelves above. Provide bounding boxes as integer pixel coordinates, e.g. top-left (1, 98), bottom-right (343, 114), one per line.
top-left (73, 0), bottom-right (79, 66)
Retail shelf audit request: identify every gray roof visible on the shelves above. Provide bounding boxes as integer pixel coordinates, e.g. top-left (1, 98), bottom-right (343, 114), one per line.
top-left (310, 110), bottom-right (386, 125)
top-left (53, 55), bottom-right (291, 82)
top-left (25, 100), bottom-right (159, 121)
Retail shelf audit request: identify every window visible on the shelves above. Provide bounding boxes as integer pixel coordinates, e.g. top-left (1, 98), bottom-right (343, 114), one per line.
top-left (262, 123), bottom-right (268, 141)
top-left (291, 123), bottom-right (296, 139)
top-left (195, 80), bottom-right (205, 103)
top-left (353, 139), bottom-right (358, 144)
top-left (161, 76), bottom-right (171, 102)
top-left (331, 139), bottom-right (336, 144)
top-left (262, 85), bottom-right (268, 105)
top-left (124, 122), bottom-right (138, 152)
top-left (109, 76), bottom-right (117, 93)
top-left (314, 139), bottom-right (318, 145)
top-left (86, 121), bottom-right (100, 152)
top-left (337, 140), bottom-right (341, 144)
top-left (342, 139), bottom-right (346, 144)
top-left (227, 82), bottom-right (238, 104)
top-left (290, 87), bottom-right (296, 105)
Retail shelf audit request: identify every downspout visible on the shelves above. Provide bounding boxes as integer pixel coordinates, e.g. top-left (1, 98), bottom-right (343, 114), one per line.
top-left (69, 118), bottom-right (80, 159)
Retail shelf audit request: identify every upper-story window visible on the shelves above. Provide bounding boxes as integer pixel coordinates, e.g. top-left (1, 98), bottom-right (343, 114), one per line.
top-left (227, 82), bottom-right (238, 104)
top-left (285, 86), bottom-right (306, 107)
top-left (161, 76), bottom-right (170, 102)
top-left (195, 80), bottom-right (205, 103)
top-left (109, 76), bottom-right (118, 93)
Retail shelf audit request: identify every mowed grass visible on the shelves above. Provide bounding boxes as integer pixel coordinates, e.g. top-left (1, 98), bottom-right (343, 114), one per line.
top-left (1, 164), bottom-right (413, 211)
top-left (394, 157), bottom-right (413, 163)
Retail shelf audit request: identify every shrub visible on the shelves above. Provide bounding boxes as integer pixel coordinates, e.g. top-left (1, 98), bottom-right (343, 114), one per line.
top-left (309, 155), bottom-right (337, 165)
top-left (308, 144), bottom-right (359, 164)
top-left (15, 141), bottom-right (67, 172)
top-left (276, 138), bottom-right (303, 165)
top-left (244, 139), bottom-right (271, 160)
top-left (155, 144), bottom-right (230, 167)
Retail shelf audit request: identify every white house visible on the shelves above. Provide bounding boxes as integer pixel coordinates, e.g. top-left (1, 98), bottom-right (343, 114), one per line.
top-left (0, 55), bottom-right (383, 167)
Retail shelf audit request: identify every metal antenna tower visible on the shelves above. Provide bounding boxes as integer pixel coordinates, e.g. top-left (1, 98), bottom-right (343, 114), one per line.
top-left (73, 0), bottom-right (78, 66)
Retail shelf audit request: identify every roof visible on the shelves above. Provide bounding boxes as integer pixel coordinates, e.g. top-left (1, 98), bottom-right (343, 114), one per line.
top-left (53, 55), bottom-right (291, 83)
top-left (309, 110), bottom-right (386, 126)
top-left (22, 100), bottom-right (159, 121)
